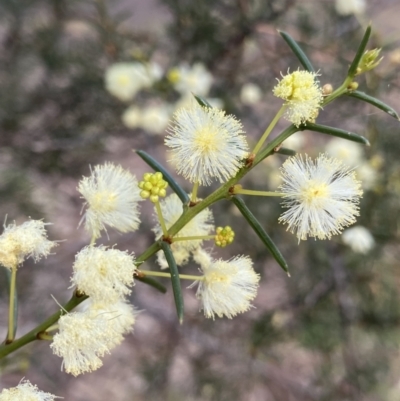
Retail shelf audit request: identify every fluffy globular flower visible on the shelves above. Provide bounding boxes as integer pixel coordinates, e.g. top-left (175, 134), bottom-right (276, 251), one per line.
top-left (78, 163), bottom-right (141, 239)
top-left (192, 253), bottom-right (260, 319)
top-left (153, 193), bottom-right (214, 268)
top-left (51, 301), bottom-right (136, 376)
top-left (105, 62), bottom-right (160, 102)
top-left (0, 380), bottom-right (59, 401)
top-left (278, 154), bottom-right (363, 241)
top-left (326, 137), bottom-right (364, 168)
top-left (335, 0), bottom-right (366, 16)
top-left (240, 82), bottom-right (263, 105)
top-left (165, 102), bottom-right (249, 185)
top-left (0, 220), bottom-right (57, 270)
top-left (342, 225), bottom-right (375, 254)
top-left (70, 245), bottom-right (136, 303)
top-left (273, 70), bottom-right (323, 127)
top-left (168, 63), bottom-right (213, 96)
top-left (85, 300), bottom-right (137, 348)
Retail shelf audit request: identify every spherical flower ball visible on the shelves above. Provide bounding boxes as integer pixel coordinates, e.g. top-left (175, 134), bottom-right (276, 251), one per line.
top-left (192, 254), bottom-right (260, 319)
top-left (165, 102), bottom-right (249, 186)
top-left (335, 0), bottom-right (366, 16)
top-left (105, 62), bottom-right (148, 102)
top-left (278, 153), bottom-right (363, 241)
top-left (326, 137), bottom-right (364, 168)
top-left (0, 380), bottom-right (59, 401)
top-left (140, 103), bottom-right (172, 135)
top-left (0, 220), bottom-right (57, 270)
top-left (71, 245), bottom-right (136, 302)
top-left (51, 310), bottom-right (112, 376)
top-left (273, 70), bottom-right (323, 127)
top-left (153, 193), bottom-right (214, 268)
top-left (240, 83), bottom-right (263, 105)
top-left (122, 105), bottom-right (142, 129)
top-left (78, 163), bottom-right (142, 239)
top-left (84, 300), bottom-right (137, 348)
top-left (168, 63), bottom-right (213, 96)
top-left (342, 226), bottom-right (375, 254)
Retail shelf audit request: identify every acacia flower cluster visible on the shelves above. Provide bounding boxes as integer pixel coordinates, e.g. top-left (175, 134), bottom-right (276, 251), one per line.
top-left (78, 163), bottom-right (142, 240)
top-left (52, 246), bottom-right (137, 375)
top-left (0, 379), bottom-right (59, 401)
top-left (278, 153), bottom-right (363, 241)
top-left (191, 251), bottom-right (260, 319)
top-left (165, 102), bottom-right (249, 186)
top-left (0, 220), bottom-right (57, 270)
top-left (273, 70), bottom-right (323, 127)
top-left (51, 300), bottom-right (136, 376)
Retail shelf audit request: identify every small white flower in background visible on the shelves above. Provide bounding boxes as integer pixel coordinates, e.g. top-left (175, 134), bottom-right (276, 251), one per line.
top-left (71, 246), bottom-right (136, 303)
top-left (168, 63), bottom-right (213, 96)
top-left (356, 161), bottom-right (379, 190)
top-left (278, 154), bottom-right (363, 241)
top-left (0, 220), bottom-right (57, 270)
top-left (51, 301), bottom-right (136, 376)
top-left (282, 133), bottom-right (305, 150)
top-left (153, 193), bottom-right (214, 268)
top-left (165, 102), bottom-right (249, 186)
top-left (326, 137), bottom-right (364, 168)
top-left (335, 0), bottom-right (366, 16)
top-left (105, 62), bottom-right (161, 102)
top-left (273, 70), bottom-right (323, 127)
top-left (140, 103), bottom-right (172, 134)
top-left (342, 226), bottom-right (375, 254)
top-left (0, 379), bottom-right (60, 400)
top-left (240, 83), bottom-right (263, 105)
top-left (78, 163), bottom-right (141, 239)
top-left (192, 254), bottom-right (260, 319)
top-left (122, 105), bottom-right (142, 129)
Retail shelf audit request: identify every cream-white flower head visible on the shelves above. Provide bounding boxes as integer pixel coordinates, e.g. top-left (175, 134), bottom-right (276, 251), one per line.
top-left (273, 70), bottom-right (323, 127)
top-left (342, 225), bottom-right (375, 254)
top-left (326, 137), bottom-right (364, 168)
top-left (153, 193), bottom-right (214, 268)
top-left (165, 102), bottom-right (249, 186)
top-left (70, 245), bottom-right (136, 303)
top-left (105, 62), bottom-right (160, 102)
top-left (192, 251), bottom-right (260, 319)
top-left (168, 63), bottom-right (213, 96)
top-left (0, 220), bottom-right (57, 270)
top-left (51, 300), bottom-right (136, 376)
top-left (0, 379), bottom-right (60, 401)
top-left (78, 163), bottom-right (141, 239)
top-left (335, 0), bottom-right (366, 16)
top-left (278, 153), bottom-right (363, 241)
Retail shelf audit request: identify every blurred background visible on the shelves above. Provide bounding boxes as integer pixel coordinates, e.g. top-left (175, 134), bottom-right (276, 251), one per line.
top-left (0, 0), bottom-right (400, 400)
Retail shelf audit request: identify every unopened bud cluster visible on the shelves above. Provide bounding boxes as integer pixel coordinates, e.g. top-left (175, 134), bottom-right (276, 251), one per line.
top-left (139, 172), bottom-right (168, 203)
top-left (215, 226), bottom-right (235, 247)
top-left (356, 49), bottom-right (382, 75)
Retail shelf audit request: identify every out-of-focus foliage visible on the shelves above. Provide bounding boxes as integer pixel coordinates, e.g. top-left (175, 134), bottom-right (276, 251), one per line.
top-left (1, 0), bottom-right (400, 400)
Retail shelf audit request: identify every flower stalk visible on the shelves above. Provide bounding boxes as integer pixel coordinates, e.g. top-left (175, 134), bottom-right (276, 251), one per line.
top-left (6, 267), bottom-right (17, 344)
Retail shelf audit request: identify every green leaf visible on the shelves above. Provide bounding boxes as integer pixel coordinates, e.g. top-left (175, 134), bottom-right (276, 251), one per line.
top-left (278, 30), bottom-right (315, 73)
top-left (347, 24), bottom-right (372, 78)
top-left (347, 90), bottom-right (400, 120)
top-left (160, 241), bottom-right (184, 323)
top-left (135, 275), bottom-right (167, 294)
top-left (135, 150), bottom-right (190, 204)
top-left (231, 196), bottom-right (289, 275)
top-left (193, 94), bottom-right (212, 108)
top-left (303, 123), bottom-right (370, 146)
